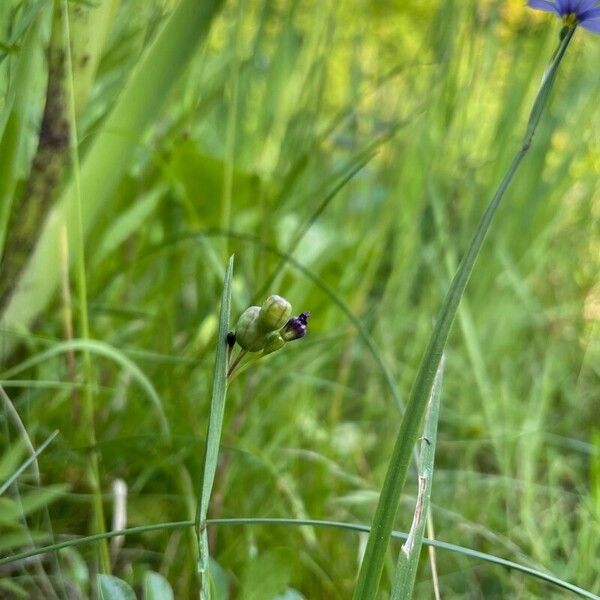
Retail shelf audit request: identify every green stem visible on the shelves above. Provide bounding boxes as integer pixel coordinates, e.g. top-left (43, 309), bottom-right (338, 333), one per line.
top-left (196, 257), bottom-right (234, 599)
top-left (352, 25), bottom-right (576, 599)
top-left (61, 0), bottom-right (110, 573)
top-left (227, 350), bottom-right (247, 379)
top-left (0, 517), bottom-right (597, 600)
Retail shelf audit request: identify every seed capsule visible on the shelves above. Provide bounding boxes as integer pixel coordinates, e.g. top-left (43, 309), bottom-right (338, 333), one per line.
top-left (259, 295), bottom-right (292, 331)
top-left (234, 306), bottom-right (268, 351)
top-left (262, 331), bottom-right (285, 356)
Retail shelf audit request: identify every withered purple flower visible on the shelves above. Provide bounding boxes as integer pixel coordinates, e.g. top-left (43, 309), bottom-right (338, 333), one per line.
top-left (281, 312), bottom-right (310, 342)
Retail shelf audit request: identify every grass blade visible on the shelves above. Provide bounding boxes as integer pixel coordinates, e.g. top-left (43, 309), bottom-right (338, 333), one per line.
top-left (2, 517), bottom-right (597, 600)
top-left (0, 430), bottom-right (58, 496)
top-left (0, 0), bottom-right (225, 350)
top-left (254, 150), bottom-right (376, 300)
top-left (1, 339), bottom-right (170, 436)
top-left (195, 255), bottom-right (234, 597)
top-left (391, 356), bottom-right (445, 599)
top-left (352, 26), bottom-right (576, 599)
top-left (0, 4), bottom-right (48, 253)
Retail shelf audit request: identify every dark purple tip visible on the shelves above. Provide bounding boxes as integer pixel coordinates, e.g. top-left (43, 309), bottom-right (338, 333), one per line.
top-left (298, 312), bottom-right (310, 325)
top-left (281, 311), bottom-right (310, 342)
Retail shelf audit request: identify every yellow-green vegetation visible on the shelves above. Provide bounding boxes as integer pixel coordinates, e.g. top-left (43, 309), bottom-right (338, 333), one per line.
top-left (1, 0), bottom-right (599, 598)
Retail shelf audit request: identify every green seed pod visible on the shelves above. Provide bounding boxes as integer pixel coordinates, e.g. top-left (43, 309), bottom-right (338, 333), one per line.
top-left (262, 331), bottom-right (285, 356)
top-left (235, 306), bottom-right (268, 352)
top-left (259, 295), bottom-right (292, 331)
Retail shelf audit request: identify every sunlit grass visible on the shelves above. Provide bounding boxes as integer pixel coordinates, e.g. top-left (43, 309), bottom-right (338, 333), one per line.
top-left (1, 0), bottom-right (599, 598)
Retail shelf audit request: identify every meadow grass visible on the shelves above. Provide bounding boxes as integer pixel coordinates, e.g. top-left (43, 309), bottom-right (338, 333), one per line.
top-left (1, 0), bottom-right (599, 598)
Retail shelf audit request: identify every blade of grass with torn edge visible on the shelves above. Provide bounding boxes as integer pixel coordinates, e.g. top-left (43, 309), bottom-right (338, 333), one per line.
top-left (391, 356), bottom-right (445, 599)
top-left (351, 26), bottom-right (575, 600)
top-left (195, 255), bottom-right (234, 599)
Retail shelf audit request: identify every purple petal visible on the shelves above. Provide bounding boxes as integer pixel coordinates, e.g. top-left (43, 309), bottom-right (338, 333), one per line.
top-left (528, 0), bottom-right (560, 13)
top-left (580, 7), bottom-right (600, 19)
top-left (573, 0), bottom-right (599, 13)
top-left (555, 0), bottom-right (571, 12)
top-left (579, 16), bottom-right (600, 30)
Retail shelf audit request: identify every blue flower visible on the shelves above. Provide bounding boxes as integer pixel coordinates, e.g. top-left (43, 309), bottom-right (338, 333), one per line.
top-left (528, 0), bottom-right (600, 32)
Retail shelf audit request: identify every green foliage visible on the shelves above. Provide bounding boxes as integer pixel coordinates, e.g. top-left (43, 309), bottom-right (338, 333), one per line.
top-left (354, 26), bottom-right (577, 598)
top-left (391, 358), bottom-right (445, 599)
top-left (240, 549), bottom-right (294, 600)
top-left (97, 574), bottom-right (136, 600)
top-left (197, 255), bottom-right (233, 593)
top-left (1, 0), bottom-right (599, 598)
top-left (143, 571), bottom-right (175, 600)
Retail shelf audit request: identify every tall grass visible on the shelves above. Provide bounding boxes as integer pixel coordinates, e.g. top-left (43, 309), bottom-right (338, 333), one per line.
top-left (1, 0), bottom-right (599, 598)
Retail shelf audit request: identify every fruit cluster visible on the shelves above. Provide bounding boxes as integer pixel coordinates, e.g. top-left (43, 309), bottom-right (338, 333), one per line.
top-left (231, 295), bottom-right (309, 356)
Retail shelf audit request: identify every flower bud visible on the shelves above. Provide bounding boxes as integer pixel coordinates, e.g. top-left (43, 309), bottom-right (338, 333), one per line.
top-left (259, 295), bottom-right (292, 331)
top-left (281, 311), bottom-right (310, 342)
top-left (234, 306), bottom-right (268, 351)
top-left (262, 331), bottom-right (285, 356)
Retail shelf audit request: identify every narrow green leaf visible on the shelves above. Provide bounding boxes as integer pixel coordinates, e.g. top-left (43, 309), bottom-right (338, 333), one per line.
top-left (207, 557), bottom-right (231, 600)
top-left (59, 547), bottom-right (89, 595)
top-left (0, 4), bottom-right (48, 253)
top-left (255, 149), bottom-right (376, 300)
top-left (0, 517), bottom-right (597, 599)
top-left (143, 571), bottom-right (174, 600)
top-left (195, 255), bottom-right (234, 592)
top-left (0, 430), bottom-right (58, 496)
top-left (95, 187), bottom-right (164, 261)
top-left (67, 0), bottom-right (120, 117)
top-left (0, 1), bottom-right (46, 65)
top-left (0, 484), bottom-right (69, 524)
top-left (0, 530), bottom-right (50, 553)
top-left (391, 357), bottom-right (445, 599)
top-left (0, 0), bottom-right (225, 350)
top-left (97, 574), bottom-right (136, 600)
top-left (0, 577), bottom-right (28, 598)
top-left (1, 339), bottom-right (169, 436)
top-left (352, 27), bottom-right (576, 599)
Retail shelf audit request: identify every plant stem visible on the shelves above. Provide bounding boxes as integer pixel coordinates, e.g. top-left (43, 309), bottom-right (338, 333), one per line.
top-left (62, 0), bottom-right (110, 573)
top-left (0, 2), bottom-right (69, 312)
top-left (227, 350), bottom-right (247, 379)
top-left (1, 517), bottom-right (597, 599)
top-left (352, 25), bottom-right (576, 599)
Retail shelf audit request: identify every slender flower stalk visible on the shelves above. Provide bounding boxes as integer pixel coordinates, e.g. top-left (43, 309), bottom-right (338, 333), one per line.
top-left (197, 283), bottom-right (308, 598)
top-left (227, 350), bottom-right (247, 379)
top-left (352, 24), bottom-right (578, 599)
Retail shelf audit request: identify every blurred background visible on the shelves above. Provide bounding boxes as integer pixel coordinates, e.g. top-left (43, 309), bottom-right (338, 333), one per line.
top-left (1, 0), bottom-right (599, 597)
